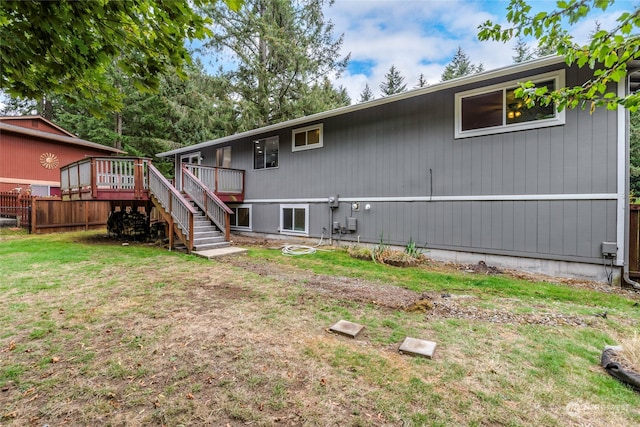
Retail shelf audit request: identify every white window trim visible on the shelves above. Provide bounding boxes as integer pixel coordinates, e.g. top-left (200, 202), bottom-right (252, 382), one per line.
top-left (279, 203), bottom-right (309, 236)
top-left (180, 152), bottom-right (202, 164)
top-left (230, 204), bottom-right (252, 231)
top-left (454, 70), bottom-right (566, 139)
top-left (292, 123), bottom-right (323, 152)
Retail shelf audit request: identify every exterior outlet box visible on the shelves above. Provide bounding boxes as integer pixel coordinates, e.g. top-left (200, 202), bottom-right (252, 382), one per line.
top-left (328, 195), bottom-right (339, 208)
top-left (332, 221), bottom-right (341, 232)
top-left (601, 242), bottom-right (618, 258)
top-left (347, 217), bottom-right (357, 231)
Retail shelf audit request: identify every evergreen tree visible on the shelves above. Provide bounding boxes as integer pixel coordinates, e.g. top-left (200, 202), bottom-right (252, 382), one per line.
top-left (201, 0), bottom-right (350, 129)
top-left (534, 41), bottom-right (556, 58)
top-left (441, 46), bottom-right (484, 81)
top-left (358, 83), bottom-right (375, 103)
top-left (416, 73), bottom-right (428, 88)
top-left (380, 65), bottom-right (407, 96)
top-left (512, 36), bottom-right (533, 63)
top-left (2, 62), bottom-right (235, 175)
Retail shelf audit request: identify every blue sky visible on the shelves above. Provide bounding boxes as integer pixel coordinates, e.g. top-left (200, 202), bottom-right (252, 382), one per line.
top-left (323, 0), bottom-right (634, 102)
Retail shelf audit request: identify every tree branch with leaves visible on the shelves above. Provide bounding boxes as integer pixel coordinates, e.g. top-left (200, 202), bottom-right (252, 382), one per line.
top-left (478, 0), bottom-right (640, 112)
top-left (0, 0), bottom-right (243, 112)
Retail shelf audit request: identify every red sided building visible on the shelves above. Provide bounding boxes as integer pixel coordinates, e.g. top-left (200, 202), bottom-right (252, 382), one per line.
top-left (0, 116), bottom-right (123, 196)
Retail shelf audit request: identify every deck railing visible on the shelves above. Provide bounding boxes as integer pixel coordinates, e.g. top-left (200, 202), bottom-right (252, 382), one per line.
top-left (184, 164), bottom-right (244, 195)
top-left (149, 163), bottom-right (195, 251)
top-left (61, 157), bottom-right (150, 200)
top-left (182, 166), bottom-right (232, 241)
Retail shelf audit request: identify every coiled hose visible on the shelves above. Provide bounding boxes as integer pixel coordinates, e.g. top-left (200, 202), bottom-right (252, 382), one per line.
top-left (281, 244), bottom-right (317, 256)
top-left (281, 233), bottom-right (325, 256)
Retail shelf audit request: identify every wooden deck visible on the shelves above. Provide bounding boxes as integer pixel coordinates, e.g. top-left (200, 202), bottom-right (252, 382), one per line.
top-left (60, 157), bottom-right (244, 203)
top-left (61, 157), bottom-right (151, 201)
top-left (60, 157), bottom-right (241, 253)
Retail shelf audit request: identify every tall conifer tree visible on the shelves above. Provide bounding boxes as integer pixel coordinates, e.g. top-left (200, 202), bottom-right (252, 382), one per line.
top-left (202, 0), bottom-right (350, 129)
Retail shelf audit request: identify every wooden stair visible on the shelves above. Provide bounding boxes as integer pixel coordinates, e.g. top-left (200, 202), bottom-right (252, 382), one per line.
top-left (189, 200), bottom-right (230, 251)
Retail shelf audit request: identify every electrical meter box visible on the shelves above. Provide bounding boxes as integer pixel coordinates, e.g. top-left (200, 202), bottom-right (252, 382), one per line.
top-left (347, 217), bottom-right (357, 231)
top-left (601, 242), bottom-right (618, 258)
top-left (328, 194), bottom-right (339, 208)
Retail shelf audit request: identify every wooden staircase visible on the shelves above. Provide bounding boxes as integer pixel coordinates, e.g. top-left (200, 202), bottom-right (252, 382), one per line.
top-left (59, 157), bottom-right (236, 254)
top-left (148, 163), bottom-right (233, 253)
top-left (188, 197), bottom-right (230, 251)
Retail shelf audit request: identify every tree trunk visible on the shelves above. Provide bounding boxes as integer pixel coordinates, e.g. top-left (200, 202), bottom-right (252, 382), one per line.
top-left (114, 112), bottom-right (122, 150)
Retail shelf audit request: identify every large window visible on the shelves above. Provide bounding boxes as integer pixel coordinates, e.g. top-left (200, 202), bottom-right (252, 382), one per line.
top-left (280, 204), bottom-right (309, 235)
top-left (229, 205), bottom-right (251, 230)
top-left (455, 70), bottom-right (565, 138)
top-left (292, 124), bottom-right (323, 152)
top-left (254, 137), bottom-right (278, 169)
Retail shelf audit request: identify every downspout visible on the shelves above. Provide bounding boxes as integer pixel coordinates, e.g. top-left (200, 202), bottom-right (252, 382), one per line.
top-left (620, 75), bottom-right (640, 290)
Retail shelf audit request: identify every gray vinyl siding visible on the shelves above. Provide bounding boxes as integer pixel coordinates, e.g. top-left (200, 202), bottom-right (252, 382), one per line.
top-left (180, 63), bottom-right (619, 265)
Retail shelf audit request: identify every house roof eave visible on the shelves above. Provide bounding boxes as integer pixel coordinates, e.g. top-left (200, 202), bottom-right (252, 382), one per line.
top-left (157, 55), bottom-right (568, 158)
top-left (0, 122), bottom-right (125, 154)
top-left (0, 115), bottom-right (78, 138)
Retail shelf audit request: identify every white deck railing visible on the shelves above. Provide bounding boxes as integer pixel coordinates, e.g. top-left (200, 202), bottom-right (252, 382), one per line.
top-left (184, 164), bottom-right (243, 195)
top-left (182, 166), bottom-right (232, 241)
top-left (149, 164), bottom-right (196, 251)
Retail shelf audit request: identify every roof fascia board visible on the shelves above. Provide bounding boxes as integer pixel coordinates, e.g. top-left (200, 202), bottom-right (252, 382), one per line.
top-left (157, 55), bottom-right (567, 157)
top-left (0, 115), bottom-right (78, 138)
top-left (0, 123), bottom-right (125, 154)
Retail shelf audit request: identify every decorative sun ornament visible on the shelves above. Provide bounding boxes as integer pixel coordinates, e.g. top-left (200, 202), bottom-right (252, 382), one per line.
top-left (40, 152), bottom-right (59, 169)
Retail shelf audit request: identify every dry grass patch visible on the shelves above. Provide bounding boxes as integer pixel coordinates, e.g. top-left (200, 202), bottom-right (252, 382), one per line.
top-left (1, 231), bottom-right (640, 426)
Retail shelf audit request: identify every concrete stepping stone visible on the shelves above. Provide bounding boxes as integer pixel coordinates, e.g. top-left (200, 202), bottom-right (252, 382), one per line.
top-left (398, 337), bottom-right (436, 359)
top-left (328, 320), bottom-right (364, 338)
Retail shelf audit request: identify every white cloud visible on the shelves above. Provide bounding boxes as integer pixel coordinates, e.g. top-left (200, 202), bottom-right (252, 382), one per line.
top-left (325, 0), bottom-right (634, 103)
top-left (326, 0), bottom-right (516, 101)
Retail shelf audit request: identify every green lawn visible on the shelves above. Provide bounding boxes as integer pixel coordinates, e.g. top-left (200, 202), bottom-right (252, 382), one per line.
top-left (1, 230), bottom-right (639, 426)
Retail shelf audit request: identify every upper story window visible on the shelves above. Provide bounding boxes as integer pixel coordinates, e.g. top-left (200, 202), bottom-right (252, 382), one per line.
top-left (292, 124), bottom-right (323, 152)
top-left (254, 136), bottom-right (278, 169)
top-left (454, 70), bottom-right (565, 139)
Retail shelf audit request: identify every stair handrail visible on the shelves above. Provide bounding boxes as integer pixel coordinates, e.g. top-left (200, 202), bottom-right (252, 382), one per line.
top-left (182, 165), bottom-right (233, 242)
top-left (148, 163), bottom-right (196, 251)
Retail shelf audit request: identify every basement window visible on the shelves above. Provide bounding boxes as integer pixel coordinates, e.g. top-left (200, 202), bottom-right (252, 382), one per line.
top-left (292, 124), bottom-right (323, 152)
top-left (229, 205), bottom-right (251, 230)
top-left (455, 70), bottom-right (565, 138)
top-left (280, 204), bottom-right (309, 236)
top-left (254, 136), bottom-right (278, 169)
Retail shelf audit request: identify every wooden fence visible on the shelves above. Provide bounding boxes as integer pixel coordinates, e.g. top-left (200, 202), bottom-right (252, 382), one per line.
top-left (31, 199), bottom-right (111, 234)
top-left (0, 191), bottom-right (31, 227)
top-left (0, 191), bottom-right (111, 233)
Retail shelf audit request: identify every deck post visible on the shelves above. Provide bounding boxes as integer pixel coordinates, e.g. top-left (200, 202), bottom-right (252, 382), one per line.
top-left (91, 158), bottom-right (97, 199)
top-left (134, 158), bottom-right (142, 199)
top-left (241, 172), bottom-right (245, 200)
top-left (215, 168), bottom-right (219, 194)
top-left (203, 186), bottom-right (208, 219)
top-left (224, 211), bottom-right (230, 242)
top-left (188, 213), bottom-right (194, 253)
top-left (30, 197), bottom-right (36, 233)
top-left (168, 188), bottom-right (174, 250)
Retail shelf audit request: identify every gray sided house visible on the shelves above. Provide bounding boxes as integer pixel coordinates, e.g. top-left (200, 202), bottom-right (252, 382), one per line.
top-left (158, 56), bottom-right (640, 282)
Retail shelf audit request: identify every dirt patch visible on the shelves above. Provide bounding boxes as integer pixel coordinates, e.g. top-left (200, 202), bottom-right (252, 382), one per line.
top-left (224, 256), bottom-right (611, 327)
top-left (460, 260), bottom-right (503, 275)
